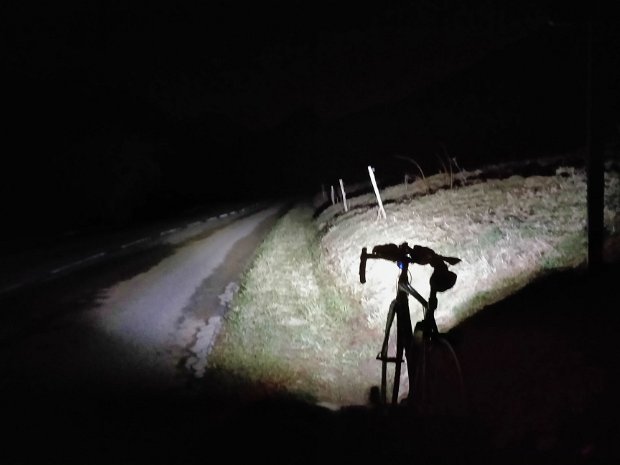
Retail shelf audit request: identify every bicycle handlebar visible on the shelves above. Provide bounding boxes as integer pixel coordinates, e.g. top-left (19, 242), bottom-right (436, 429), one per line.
top-left (359, 242), bottom-right (461, 291)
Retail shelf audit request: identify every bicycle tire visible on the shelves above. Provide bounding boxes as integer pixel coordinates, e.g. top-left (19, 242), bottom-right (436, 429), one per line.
top-left (409, 332), bottom-right (467, 416)
top-left (377, 300), bottom-right (415, 405)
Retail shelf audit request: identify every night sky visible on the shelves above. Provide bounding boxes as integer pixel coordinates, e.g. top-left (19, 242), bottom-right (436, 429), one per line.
top-left (4, 1), bottom-right (618, 240)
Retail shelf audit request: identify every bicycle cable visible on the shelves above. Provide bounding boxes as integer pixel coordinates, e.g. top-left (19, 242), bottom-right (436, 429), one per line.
top-left (394, 268), bottom-right (413, 294)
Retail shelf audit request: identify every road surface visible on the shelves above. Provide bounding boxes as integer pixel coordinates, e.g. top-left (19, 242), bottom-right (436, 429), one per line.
top-left (0, 204), bottom-right (286, 464)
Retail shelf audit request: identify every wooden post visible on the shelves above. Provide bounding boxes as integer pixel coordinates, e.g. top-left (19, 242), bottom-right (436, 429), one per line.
top-left (339, 179), bottom-right (348, 212)
top-left (368, 166), bottom-right (387, 220)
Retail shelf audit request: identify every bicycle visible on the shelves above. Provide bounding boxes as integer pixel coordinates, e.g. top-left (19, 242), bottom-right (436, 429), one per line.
top-left (359, 242), bottom-right (467, 415)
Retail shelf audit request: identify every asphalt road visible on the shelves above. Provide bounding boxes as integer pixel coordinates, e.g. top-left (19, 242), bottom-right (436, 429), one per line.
top-left (0, 204), bottom-right (287, 464)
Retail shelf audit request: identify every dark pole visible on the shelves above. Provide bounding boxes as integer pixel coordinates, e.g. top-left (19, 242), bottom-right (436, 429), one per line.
top-left (586, 18), bottom-right (605, 273)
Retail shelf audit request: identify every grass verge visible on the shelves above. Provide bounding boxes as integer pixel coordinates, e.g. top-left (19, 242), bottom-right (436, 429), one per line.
top-left (209, 157), bottom-right (620, 406)
top-left (208, 206), bottom-right (375, 405)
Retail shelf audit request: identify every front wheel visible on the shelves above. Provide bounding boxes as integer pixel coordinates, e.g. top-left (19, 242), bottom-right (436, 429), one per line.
top-left (377, 300), bottom-right (412, 405)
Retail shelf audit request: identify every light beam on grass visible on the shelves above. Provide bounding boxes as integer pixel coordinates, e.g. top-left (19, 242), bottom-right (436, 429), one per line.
top-left (209, 161), bottom-right (620, 407)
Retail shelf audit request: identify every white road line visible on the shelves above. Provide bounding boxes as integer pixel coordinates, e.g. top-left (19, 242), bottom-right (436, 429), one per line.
top-left (0, 282), bottom-right (26, 294)
top-left (50, 252), bottom-right (106, 274)
top-left (160, 228), bottom-right (179, 236)
top-left (121, 237), bottom-right (149, 249)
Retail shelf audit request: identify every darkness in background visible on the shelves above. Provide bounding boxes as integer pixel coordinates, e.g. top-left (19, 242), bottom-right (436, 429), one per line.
top-left (3, 1), bottom-right (618, 241)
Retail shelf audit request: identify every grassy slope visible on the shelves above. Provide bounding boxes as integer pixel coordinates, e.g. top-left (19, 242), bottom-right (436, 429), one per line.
top-left (208, 207), bottom-right (375, 405)
top-left (209, 158), bottom-right (620, 408)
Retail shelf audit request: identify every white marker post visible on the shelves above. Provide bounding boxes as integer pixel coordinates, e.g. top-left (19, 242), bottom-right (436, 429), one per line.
top-left (339, 179), bottom-right (348, 212)
top-left (368, 166), bottom-right (387, 220)
top-left (330, 185), bottom-right (335, 205)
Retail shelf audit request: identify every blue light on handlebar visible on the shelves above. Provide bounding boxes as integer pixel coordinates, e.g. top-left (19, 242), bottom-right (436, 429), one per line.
top-left (398, 261), bottom-right (403, 270)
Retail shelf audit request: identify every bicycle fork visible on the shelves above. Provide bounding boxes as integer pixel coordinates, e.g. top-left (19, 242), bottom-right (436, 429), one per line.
top-left (377, 294), bottom-right (414, 405)
top-left (378, 300), bottom-right (397, 405)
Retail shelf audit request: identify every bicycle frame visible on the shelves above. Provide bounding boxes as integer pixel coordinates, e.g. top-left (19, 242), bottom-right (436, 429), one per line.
top-left (395, 257), bottom-right (440, 336)
top-left (398, 280), bottom-right (440, 337)
top-left (378, 262), bottom-right (438, 404)
top-left (362, 242), bottom-right (460, 405)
